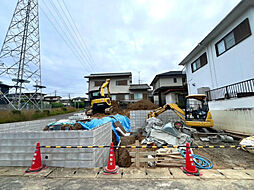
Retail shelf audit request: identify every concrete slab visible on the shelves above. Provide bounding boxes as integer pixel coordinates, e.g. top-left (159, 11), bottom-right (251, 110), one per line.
top-left (218, 169), bottom-right (253, 179)
top-left (200, 169), bottom-right (226, 179)
top-left (169, 168), bottom-right (200, 179)
top-left (24, 167), bottom-right (56, 177)
top-left (71, 168), bottom-right (100, 178)
top-left (0, 167), bottom-right (26, 176)
top-left (0, 167), bottom-right (9, 174)
top-left (245, 170), bottom-right (254, 178)
top-left (122, 168), bottom-right (147, 179)
top-left (47, 168), bottom-right (77, 178)
top-left (97, 168), bottom-right (122, 179)
top-left (146, 168), bottom-right (173, 179)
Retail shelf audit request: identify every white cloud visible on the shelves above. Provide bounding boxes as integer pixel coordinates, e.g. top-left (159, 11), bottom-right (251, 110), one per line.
top-left (0, 0), bottom-right (241, 96)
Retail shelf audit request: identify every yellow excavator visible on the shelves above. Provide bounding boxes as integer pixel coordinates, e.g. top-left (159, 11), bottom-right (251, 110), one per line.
top-left (87, 79), bottom-right (113, 116)
top-left (148, 94), bottom-right (213, 128)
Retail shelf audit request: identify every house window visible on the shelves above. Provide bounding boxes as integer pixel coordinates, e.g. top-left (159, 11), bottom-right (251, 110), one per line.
top-left (191, 52), bottom-right (208, 73)
top-left (215, 18), bottom-right (251, 56)
top-left (116, 94), bottom-right (124, 100)
top-left (111, 95), bottom-right (116, 100)
top-left (94, 81), bottom-right (104, 87)
top-left (173, 78), bottom-right (177, 83)
top-left (134, 93), bottom-right (143, 100)
top-left (124, 94), bottom-right (129, 100)
top-left (116, 80), bottom-right (128, 86)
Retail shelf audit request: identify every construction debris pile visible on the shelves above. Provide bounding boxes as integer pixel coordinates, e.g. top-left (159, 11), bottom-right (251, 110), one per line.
top-left (142, 117), bottom-right (192, 146)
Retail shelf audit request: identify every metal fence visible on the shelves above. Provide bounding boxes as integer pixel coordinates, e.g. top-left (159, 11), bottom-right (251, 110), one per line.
top-left (206, 78), bottom-right (254, 101)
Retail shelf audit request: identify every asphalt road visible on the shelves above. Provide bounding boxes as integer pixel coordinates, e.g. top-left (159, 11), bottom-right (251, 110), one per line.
top-left (0, 177), bottom-right (253, 190)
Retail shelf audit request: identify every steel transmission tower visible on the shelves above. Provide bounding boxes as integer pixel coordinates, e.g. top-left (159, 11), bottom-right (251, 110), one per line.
top-left (0, 0), bottom-right (45, 110)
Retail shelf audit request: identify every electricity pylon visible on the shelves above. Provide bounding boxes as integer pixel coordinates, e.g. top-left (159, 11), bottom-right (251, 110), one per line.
top-left (0, 0), bottom-right (45, 110)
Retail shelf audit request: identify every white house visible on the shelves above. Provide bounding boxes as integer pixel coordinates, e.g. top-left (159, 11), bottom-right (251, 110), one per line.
top-left (179, 0), bottom-right (254, 135)
top-left (150, 71), bottom-right (187, 106)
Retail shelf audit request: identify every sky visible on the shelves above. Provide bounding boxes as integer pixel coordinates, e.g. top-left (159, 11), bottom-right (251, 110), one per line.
top-left (0, 0), bottom-right (241, 98)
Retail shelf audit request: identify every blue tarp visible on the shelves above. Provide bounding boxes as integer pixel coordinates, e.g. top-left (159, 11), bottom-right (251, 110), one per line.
top-left (79, 114), bottom-right (131, 143)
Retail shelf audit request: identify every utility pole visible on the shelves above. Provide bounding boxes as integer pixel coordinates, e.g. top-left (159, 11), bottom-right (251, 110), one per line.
top-left (68, 93), bottom-right (71, 107)
top-left (138, 71), bottom-right (141, 84)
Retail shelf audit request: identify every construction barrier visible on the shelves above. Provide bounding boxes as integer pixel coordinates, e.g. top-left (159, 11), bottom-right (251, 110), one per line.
top-left (39, 145), bottom-right (254, 149)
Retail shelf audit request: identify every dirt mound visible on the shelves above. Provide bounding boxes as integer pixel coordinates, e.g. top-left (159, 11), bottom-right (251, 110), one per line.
top-left (115, 148), bottom-right (132, 167)
top-left (111, 100), bottom-right (123, 113)
top-left (127, 99), bottom-right (159, 110)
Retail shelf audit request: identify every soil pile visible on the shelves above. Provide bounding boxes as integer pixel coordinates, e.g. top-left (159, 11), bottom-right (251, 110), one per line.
top-left (111, 100), bottom-right (123, 113)
top-left (127, 99), bottom-right (159, 110)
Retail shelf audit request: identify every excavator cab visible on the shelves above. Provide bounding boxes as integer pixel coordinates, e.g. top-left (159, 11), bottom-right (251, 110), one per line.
top-left (185, 95), bottom-right (209, 121)
top-left (147, 94), bottom-right (213, 128)
top-left (87, 79), bottom-right (113, 115)
top-left (184, 94), bottom-right (213, 127)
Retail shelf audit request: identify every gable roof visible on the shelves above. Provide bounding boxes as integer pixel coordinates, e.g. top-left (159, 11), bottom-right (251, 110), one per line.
top-left (150, 71), bottom-right (185, 86)
top-left (179, 0), bottom-right (254, 66)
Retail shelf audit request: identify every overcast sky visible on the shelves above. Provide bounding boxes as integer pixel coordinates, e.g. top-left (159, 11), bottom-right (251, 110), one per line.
top-left (0, 0), bottom-right (240, 98)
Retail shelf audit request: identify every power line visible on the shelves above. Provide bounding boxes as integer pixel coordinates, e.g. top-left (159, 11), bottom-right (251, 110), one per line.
top-left (48, 0), bottom-right (95, 72)
top-left (40, 0), bottom-right (94, 72)
top-left (61, 0), bottom-right (96, 66)
top-left (39, 3), bottom-right (89, 72)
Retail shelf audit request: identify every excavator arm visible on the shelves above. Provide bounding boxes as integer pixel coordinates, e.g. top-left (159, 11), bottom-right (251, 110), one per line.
top-left (148, 103), bottom-right (186, 122)
top-left (100, 79), bottom-right (111, 98)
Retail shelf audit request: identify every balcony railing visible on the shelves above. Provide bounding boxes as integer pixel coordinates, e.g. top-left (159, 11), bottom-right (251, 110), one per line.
top-left (206, 78), bottom-right (254, 101)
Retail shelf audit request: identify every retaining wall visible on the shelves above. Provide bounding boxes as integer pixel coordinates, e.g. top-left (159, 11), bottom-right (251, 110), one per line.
top-left (130, 110), bottom-right (180, 132)
top-left (0, 122), bottom-right (112, 168)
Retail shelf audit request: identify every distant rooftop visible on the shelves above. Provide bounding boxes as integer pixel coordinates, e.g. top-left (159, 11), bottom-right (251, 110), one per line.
top-left (85, 72), bottom-right (132, 78)
top-left (129, 84), bottom-right (151, 90)
top-left (44, 95), bottom-right (62, 98)
top-left (150, 71), bottom-right (185, 85)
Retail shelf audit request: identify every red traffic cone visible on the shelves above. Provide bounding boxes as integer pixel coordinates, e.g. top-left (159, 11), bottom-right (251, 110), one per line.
top-left (103, 142), bottom-right (119, 175)
top-left (181, 142), bottom-right (199, 176)
top-left (25, 142), bottom-right (47, 173)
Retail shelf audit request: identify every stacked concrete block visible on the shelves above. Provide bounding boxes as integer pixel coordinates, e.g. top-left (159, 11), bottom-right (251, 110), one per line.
top-left (0, 122), bottom-right (112, 168)
top-left (130, 110), bottom-right (181, 132)
top-left (0, 119), bottom-right (56, 132)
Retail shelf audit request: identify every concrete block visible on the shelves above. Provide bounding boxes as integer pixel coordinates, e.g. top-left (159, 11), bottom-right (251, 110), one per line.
top-left (146, 168), bottom-right (173, 179)
top-left (122, 168), bottom-right (147, 179)
top-left (200, 169), bottom-right (226, 179)
top-left (217, 169), bottom-right (253, 179)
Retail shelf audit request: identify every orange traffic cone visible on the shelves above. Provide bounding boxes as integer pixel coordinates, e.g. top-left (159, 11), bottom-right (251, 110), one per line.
top-left (181, 142), bottom-right (200, 176)
top-left (103, 142), bottom-right (119, 175)
top-left (25, 142), bottom-right (47, 173)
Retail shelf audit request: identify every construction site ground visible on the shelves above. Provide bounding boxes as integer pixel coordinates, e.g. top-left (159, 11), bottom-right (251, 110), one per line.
top-left (193, 140), bottom-right (254, 169)
top-left (0, 167), bottom-right (254, 189)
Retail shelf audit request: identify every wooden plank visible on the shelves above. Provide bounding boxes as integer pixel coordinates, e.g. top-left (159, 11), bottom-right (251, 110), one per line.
top-left (131, 158), bottom-right (157, 163)
top-left (156, 163), bottom-right (183, 167)
top-left (129, 152), bottom-right (156, 157)
top-left (135, 140), bottom-right (140, 168)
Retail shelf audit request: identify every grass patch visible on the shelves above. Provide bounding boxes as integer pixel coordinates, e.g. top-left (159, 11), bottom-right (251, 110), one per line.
top-left (0, 107), bottom-right (78, 124)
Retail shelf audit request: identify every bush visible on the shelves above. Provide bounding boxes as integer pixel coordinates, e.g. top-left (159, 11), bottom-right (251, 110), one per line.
top-left (0, 107), bottom-right (78, 124)
top-left (11, 110), bottom-right (21, 115)
top-left (51, 102), bottom-right (64, 108)
top-left (61, 107), bottom-right (67, 111)
top-left (43, 110), bottom-right (50, 116)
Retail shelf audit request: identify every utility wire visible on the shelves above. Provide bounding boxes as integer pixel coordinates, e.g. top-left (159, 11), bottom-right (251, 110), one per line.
top-left (40, 2), bottom-right (89, 72)
top-left (48, 0), bottom-right (95, 72)
top-left (39, 0), bottom-right (94, 73)
top-left (61, 0), bottom-right (96, 66)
